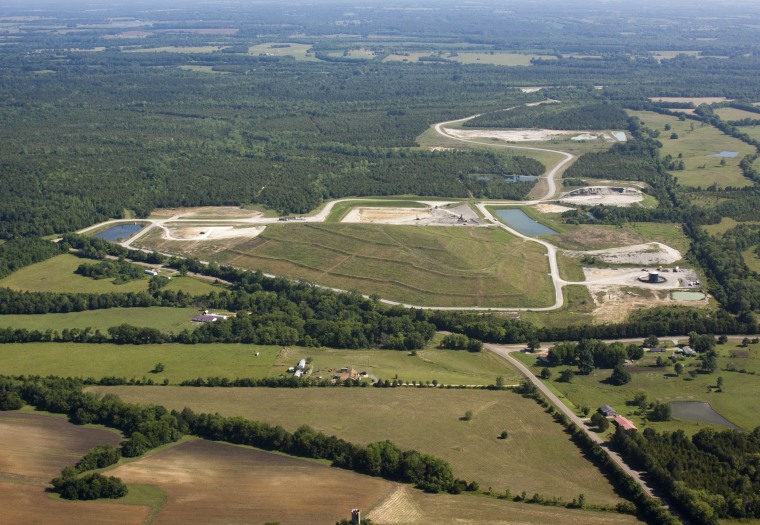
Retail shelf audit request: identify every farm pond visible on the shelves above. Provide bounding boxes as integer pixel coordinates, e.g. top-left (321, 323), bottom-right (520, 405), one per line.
top-left (495, 209), bottom-right (557, 236)
top-left (95, 223), bottom-right (142, 242)
top-left (670, 401), bottom-right (740, 429)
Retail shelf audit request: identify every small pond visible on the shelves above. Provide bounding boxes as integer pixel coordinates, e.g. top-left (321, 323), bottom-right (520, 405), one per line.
top-left (670, 401), bottom-right (739, 429)
top-left (95, 224), bottom-right (142, 242)
top-left (708, 151), bottom-right (739, 158)
top-left (495, 209), bottom-right (557, 236)
top-left (671, 291), bottom-right (706, 301)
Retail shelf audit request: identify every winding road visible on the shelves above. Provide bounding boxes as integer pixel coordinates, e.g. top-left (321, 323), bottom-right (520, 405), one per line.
top-left (78, 109), bottom-right (662, 313)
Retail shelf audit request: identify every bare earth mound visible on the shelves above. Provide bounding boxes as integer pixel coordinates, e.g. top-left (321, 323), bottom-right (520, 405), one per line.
top-left (151, 206), bottom-right (263, 219)
top-left (159, 224), bottom-right (265, 241)
top-left (341, 205), bottom-right (483, 226)
top-left (559, 186), bottom-right (643, 207)
top-left (569, 242), bottom-right (682, 265)
top-left (109, 439), bottom-right (392, 525)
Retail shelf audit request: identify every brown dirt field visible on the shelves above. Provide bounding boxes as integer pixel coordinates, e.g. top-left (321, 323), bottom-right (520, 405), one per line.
top-left (370, 486), bottom-right (643, 525)
top-left (109, 439), bottom-right (393, 525)
top-left (150, 206), bottom-right (262, 219)
top-left (0, 412), bottom-right (149, 525)
top-left (0, 412), bottom-right (122, 482)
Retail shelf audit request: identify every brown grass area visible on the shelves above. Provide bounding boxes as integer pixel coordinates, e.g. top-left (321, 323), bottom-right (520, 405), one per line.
top-left (109, 439), bottom-right (393, 525)
top-left (0, 412), bottom-right (149, 524)
top-left (369, 485), bottom-right (643, 525)
top-left (93, 387), bottom-right (625, 505)
top-left (553, 225), bottom-right (644, 251)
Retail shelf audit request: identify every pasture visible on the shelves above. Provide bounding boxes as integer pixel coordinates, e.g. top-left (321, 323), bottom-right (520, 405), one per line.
top-left (138, 223), bottom-right (555, 308)
top-left (272, 343), bottom-right (521, 385)
top-left (0, 343), bottom-right (280, 382)
top-left (714, 107), bottom-right (760, 121)
top-left (368, 486), bottom-right (642, 525)
top-left (628, 110), bottom-right (755, 188)
top-left (109, 438), bottom-right (392, 525)
top-left (93, 386), bottom-right (627, 506)
top-left (0, 306), bottom-right (199, 333)
top-left (0, 254), bottom-right (220, 295)
top-left (0, 412), bottom-right (149, 524)
top-left (515, 341), bottom-right (760, 433)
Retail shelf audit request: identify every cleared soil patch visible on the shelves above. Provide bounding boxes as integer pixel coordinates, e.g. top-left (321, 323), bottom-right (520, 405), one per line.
top-left (150, 206), bottom-right (263, 219)
top-left (93, 387), bottom-right (626, 505)
top-left (567, 242), bottom-right (682, 266)
top-left (443, 127), bottom-right (623, 143)
top-left (0, 412), bottom-right (148, 524)
top-left (559, 186), bottom-right (643, 207)
top-left (648, 97), bottom-right (730, 104)
top-left (138, 223), bottom-right (555, 308)
top-left (109, 439), bottom-right (392, 525)
top-left (369, 485), bottom-right (642, 525)
top-left (160, 224), bottom-right (265, 241)
top-left (534, 203), bottom-right (574, 214)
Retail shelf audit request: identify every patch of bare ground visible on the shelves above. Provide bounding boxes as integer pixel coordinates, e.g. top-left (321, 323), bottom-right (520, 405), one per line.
top-left (559, 186), bottom-right (643, 207)
top-left (533, 203), bottom-right (574, 214)
top-left (109, 439), bottom-right (392, 525)
top-left (568, 242), bottom-right (682, 266)
top-left (370, 488), bottom-right (643, 525)
top-left (588, 282), bottom-right (709, 324)
top-left (0, 412), bottom-right (149, 525)
top-left (150, 206), bottom-right (263, 219)
top-left (0, 412), bottom-right (122, 481)
top-left (555, 226), bottom-right (645, 251)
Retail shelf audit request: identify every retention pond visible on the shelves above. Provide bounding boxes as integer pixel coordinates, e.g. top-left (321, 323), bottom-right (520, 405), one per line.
top-left (495, 209), bottom-right (557, 236)
top-left (670, 401), bottom-right (739, 429)
top-left (95, 224), bottom-right (142, 242)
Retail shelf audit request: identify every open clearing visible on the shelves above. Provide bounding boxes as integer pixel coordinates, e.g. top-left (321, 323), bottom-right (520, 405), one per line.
top-left (149, 206), bottom-right (265, 219)
top-left (443, 127), bottom-right (625, 143)
top-left (93, 386), bottom-right (626, 505)
top-left (160, 224), bottom-right (265, 241)
top-left (247, 42), bottom-right (317, 61)
top-left (109, 438), bottom-right (391, 525)
top-left (628, 110), bottom-right (755, 188)
top-left (340, 204), bottom-right (483, 226)
top-left (515, 341), bottom-right (760, 433)
top-left (559, 186), bottom-right (643, 207)
top-left (714, 107), bottom-right (760, 121)
top-left (137, 223), bottom-right (555, 308)
top-left (0, 412), bottom-right (148, 524)
top-left (648, 96), bottom-right (731, 105)
top-left (272, 343), bottom-right (521, 385)
top-left (0, 254), bottom-right (219, 295)
top-left (0, 306), bottom-right (200, 333)
top-left (368, 485), bottom-right (642, 525)
top-left (0, 343), bottom-right (280, 382)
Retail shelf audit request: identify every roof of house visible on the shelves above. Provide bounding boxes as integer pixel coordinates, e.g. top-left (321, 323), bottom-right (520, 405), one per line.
top-left (192, 315), bottom-right (218, 322)
top-left (599, 404), bottom-right (617, 416)
top-left (613, 415), bottom-right (638, 431)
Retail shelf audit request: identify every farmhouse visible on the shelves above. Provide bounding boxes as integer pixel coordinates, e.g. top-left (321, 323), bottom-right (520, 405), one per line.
top-left (599, 404), bottom-right (618, 417)
top-left (297, 359), bottom-right (307, 370)
top-left (192, 315), bottom-right (218, 323)
top-left (144, 269), bottom-right (159, 276)
top-left (649, 348), bottom-right (667, 353)
top-left (613, 415), bottom-right (638, 431)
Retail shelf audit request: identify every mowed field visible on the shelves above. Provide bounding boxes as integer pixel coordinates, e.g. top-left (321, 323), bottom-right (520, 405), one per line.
top-left (514, 341), bottom-right (760, 433)
top-left (0, 306), bottom-right (200, 333)
top-left (0, 343), bottom-right (280, 382)
top-left (138, 223), bottom-right (555, 308)
top-left (0, 412), bottom-right (150, 524)
top-left (93, 387), bottom-right (626, 506)
top-left (368, 485), bottom-right (642, 525)
top-left (627, 110), bottom-right (755, 188)
top-left (272, 343), bottom-right (521, 385)
top-left (109, 438), bottom-right (392, 525)
top-left (0, 253), bottom-right (220, 295)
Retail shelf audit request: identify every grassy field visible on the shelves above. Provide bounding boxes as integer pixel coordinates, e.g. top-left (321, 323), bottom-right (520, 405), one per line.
top-left (0, 412), bottom-right (149, 525)
top-left (0, 307), bottom-right (200, 333)
top-left (715, 107), bottom-right (760, 121)
top-left (0, 343), bottom-right (280, 382)
top-left (0, 254), bottom-right (220, 295)
top-left (176, 65), bottom-right (228, 74)
top-left (628, 110), bottom-right (755, 188)
top-left (743, 246), bottom-right (760, 274)
top-left (384, 51), bottom-right (555, 66)
top-left (93, 386), bottom-right (627, 506)
top-left (109, 438), bottom-right (392, 525)
top-left (125, 46), bottom-right (225, 53)
top-left (514, 341), bottom-right (760, 433)
top-left (0, 340), bottom-right (519, 385)
top-left (522, 285), bottom-right (595, 329)
top-left (324, 199), bottom-right (429, 223)
top-left (138, 223), bottom-right (555, 308)
top-left (248, 42), bottom-right (317, 61)
top-left (272, 341), bottom-right (521, 385)
top-left (369, 486), bottom-right (642, 525)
